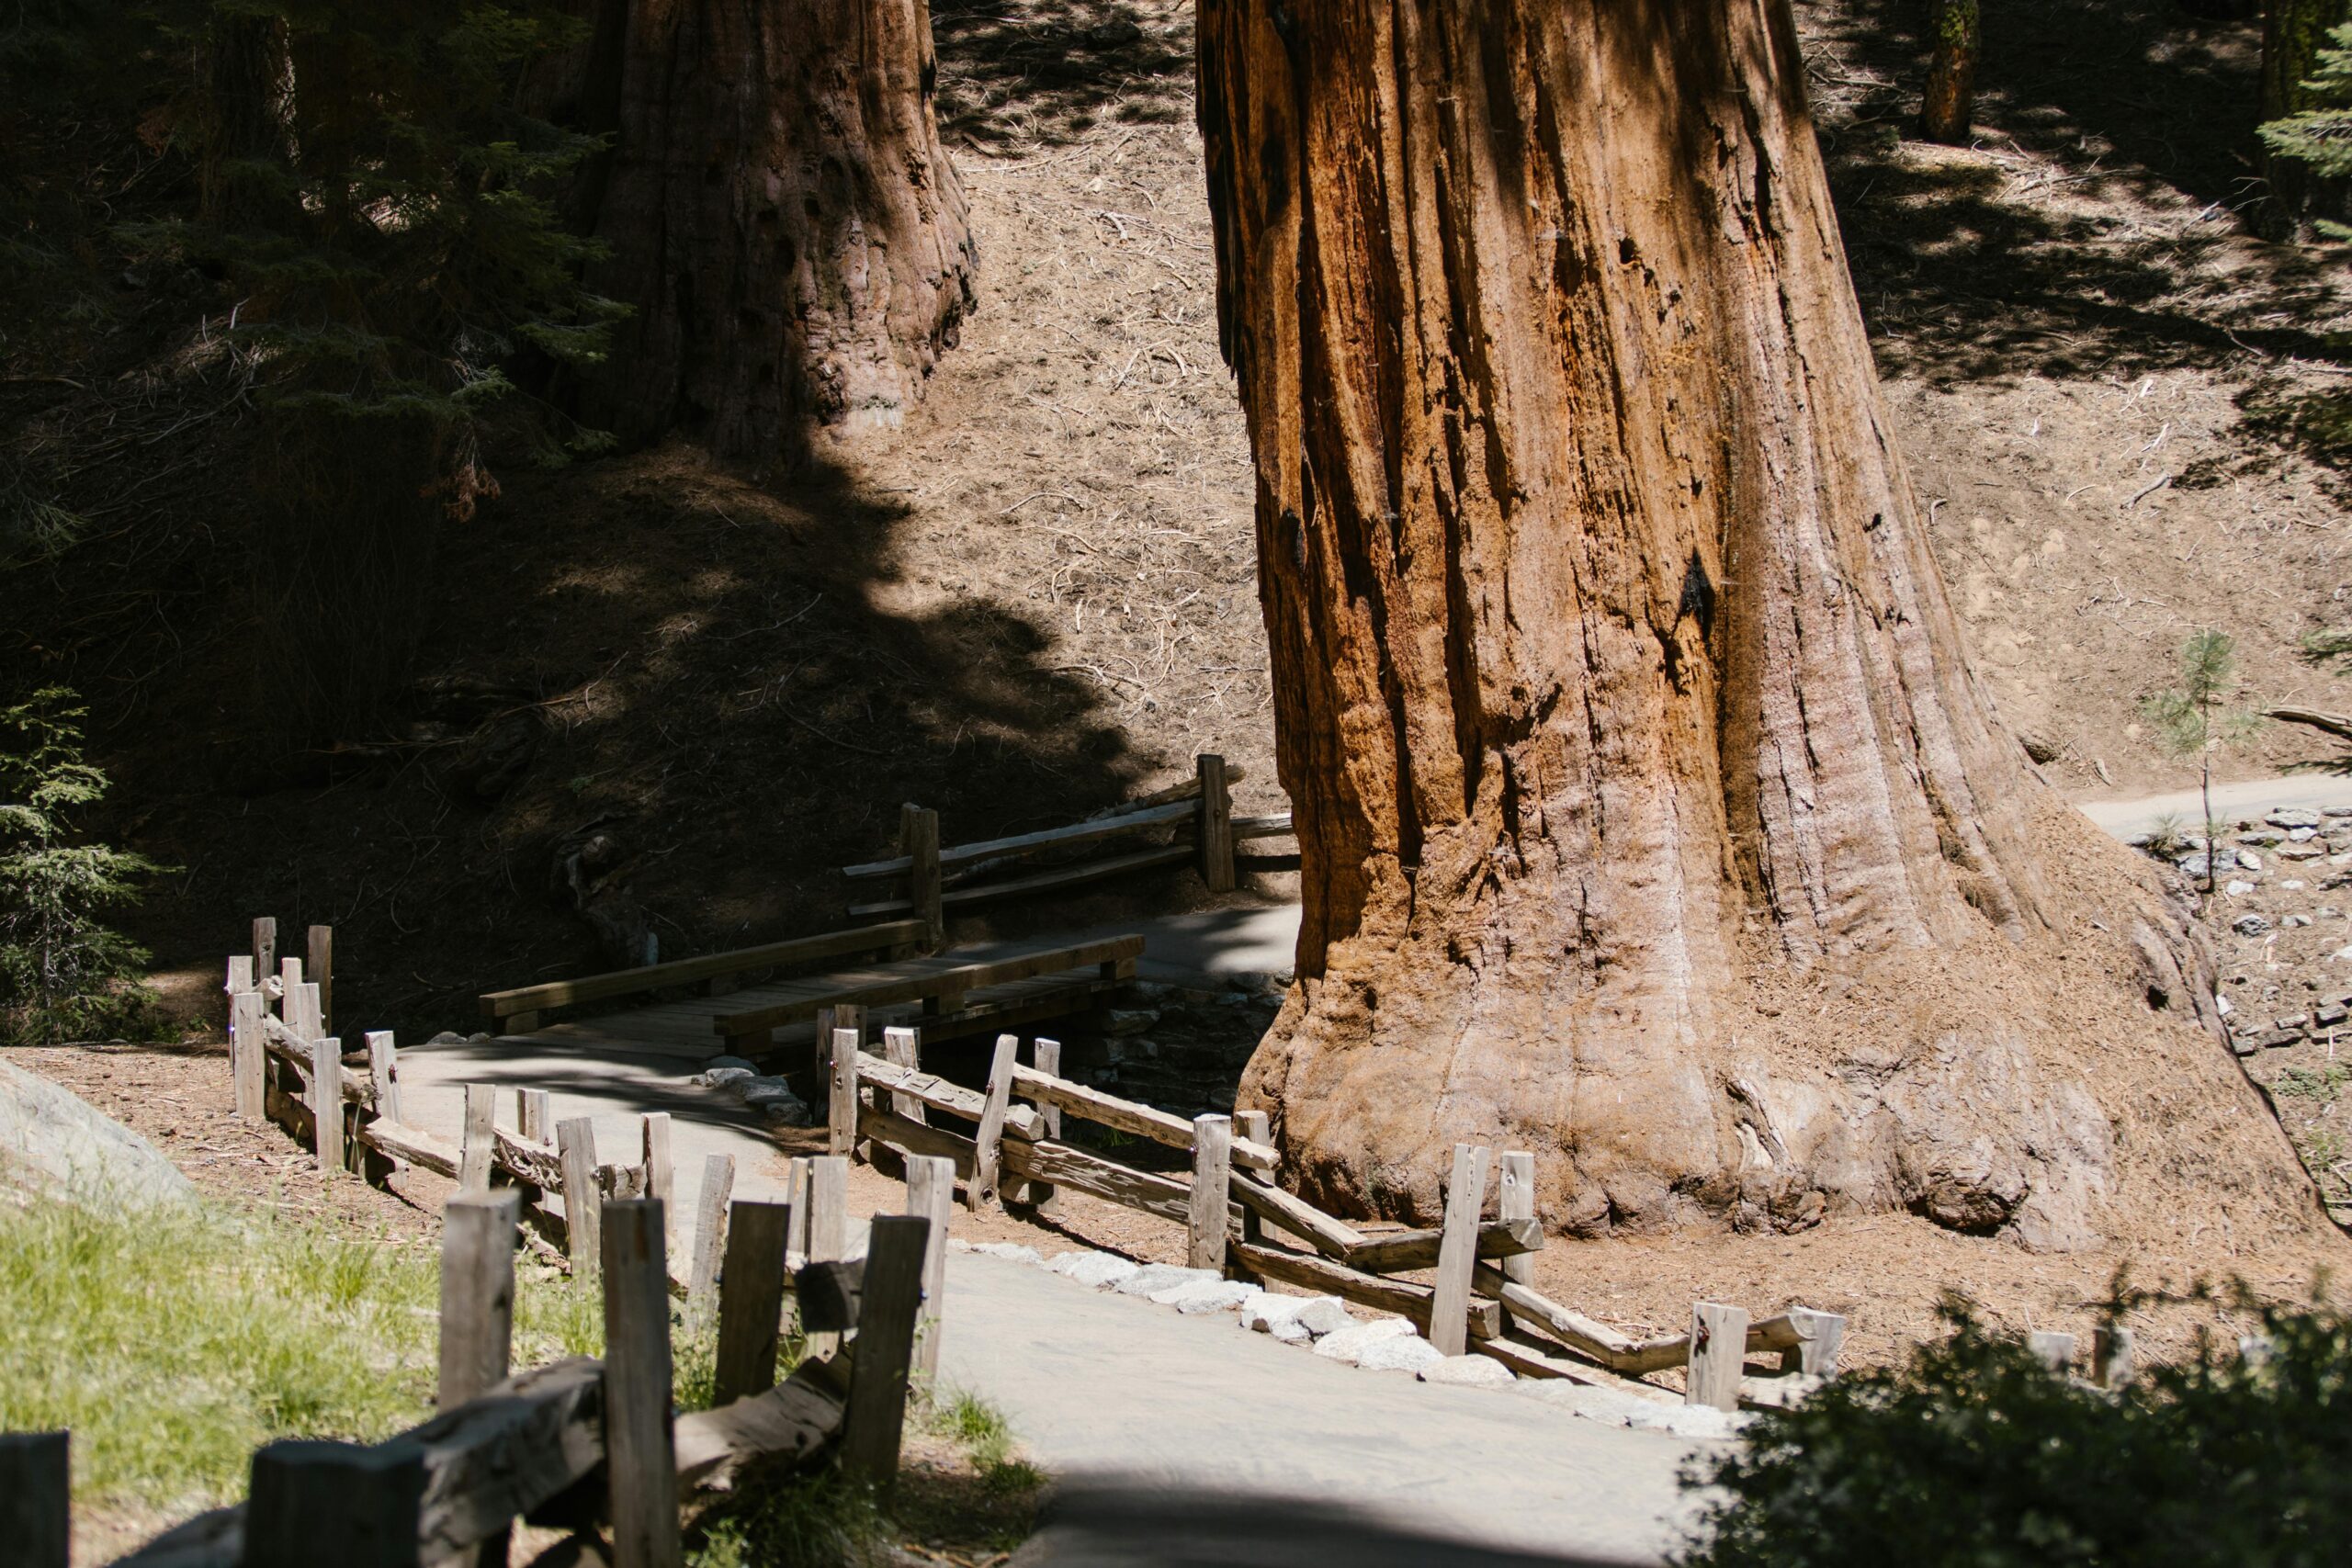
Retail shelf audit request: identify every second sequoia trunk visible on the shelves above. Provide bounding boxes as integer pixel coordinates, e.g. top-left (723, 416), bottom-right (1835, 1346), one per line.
top-left (582, 0), bottom-right (976, 468)
top-left (1199, 0), bottom-right (2320, 1251)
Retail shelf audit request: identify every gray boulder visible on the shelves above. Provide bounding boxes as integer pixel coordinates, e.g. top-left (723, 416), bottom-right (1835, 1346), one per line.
top-left (1314, 1317), bottom-right (1416, 1363)
top-left (1051, 1251), bottom-right (1140, 1290)
top-left (968, 1242), bottom-right (1044, 1266)
top-left (1419, 1355), bottom-right (1516, 1388)
top-left (0, 1061), bottom-right (195, 1210)
top-left (1356, 1336), bottom-right (1446, 1374)
top-left (2269, 809), bottom-right (2324, 829)
top-left (1116, 1263), bottom-right (1216, 1297)
top-left (1295, 1297), bottom-right (1358, 1337)
top-left (1163, 1280), bottom-right (1257, 1314)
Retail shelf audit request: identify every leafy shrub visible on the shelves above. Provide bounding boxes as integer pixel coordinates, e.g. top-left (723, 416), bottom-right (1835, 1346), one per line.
top-left (1679, 1294), bottom-right (2352, 1568)
top-left (0, 688), bottom-right (171, 1044)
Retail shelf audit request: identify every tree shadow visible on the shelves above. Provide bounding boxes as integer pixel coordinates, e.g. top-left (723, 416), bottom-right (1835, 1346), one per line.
top-left (1803, 0), bottom-right (2352, 384)
top-left (932, 0), bottom-right (1193, 150)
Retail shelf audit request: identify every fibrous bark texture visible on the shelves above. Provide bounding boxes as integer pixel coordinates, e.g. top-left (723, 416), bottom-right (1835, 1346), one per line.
top-left (584, 0), bottom-right (975, 467)
top-left (1199, 0), bottom-right (2321, 1251)
top-left (1922, 0), bottom-right (1981, 145)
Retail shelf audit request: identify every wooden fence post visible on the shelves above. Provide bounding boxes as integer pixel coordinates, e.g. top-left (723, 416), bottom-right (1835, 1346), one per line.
top-left (311, 1034), bottom-right (345, 1177)
top-left (307, 923), bottom-right (334, 1037)
top-left (905, 806), bottom-right (944, 951)
top-left (828, 1026), bottom-right (861, 1161)
top-left (458, 1084), bottom-right (497, 1194)
top-left (286, 977), bottom-right (322, 1043)
top-left (1189, 1115), bottom-right (1234, 1273)
top-left (555, 1119), bottom-right (600, 1276)
top-left (226, 953), bottom-right (254, 998)
top-left (517, 1087), bottom-right (549, 1145)
top-left (438, 1189), bottom-right (519, 1411)
top-left (1781, 1306), bottom-right (1846, 1376)
top-left (232, 988), bottom-right (267, 1122)
top-left (641, 1111), bottom-right (673, 1208)
top-left (971, 1033), bottom-right (1019, 1211)
top-left (1195, 753), bottom-right (1236, 893)
top-left (840, 1213), bottom-right (931, 1495)
top-left (253, 916), bottom-right (277, 985)
top-left (688, 1153), bottom-right (737, 1320)
top-left (785, 1156), bottom-right (813, 1264)
top-left (601, 1199), bottom-right (682, 1568)
top-left (0, 1431), bottom-right (69, 1568)
top-left (881, 1027), bottom-right (925, 1123)
top-left (713, 1201), bottom-right (793, 1406)
top-left (366, 1032), bottom-right (401, 1125)
top-left (1429, 1142), bottom-right (1490, 1358)
top-left (278, 959), bottom-right (304, 1021)
top-left (2094, 1325), bottom-right (2136, 1390)
top-left (905, 1155), bottom-right (955, 1382)
top-left (1688, 1303), bottom-right (1750, 1411)
top-left (244, 1438), bottom-right (427, 1568)
top-left (804, 1156), bottom-right (850, 1359)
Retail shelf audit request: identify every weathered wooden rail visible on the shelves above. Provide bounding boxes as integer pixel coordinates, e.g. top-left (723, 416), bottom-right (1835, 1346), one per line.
top-left (818, 1018), bottom-right (1847, 1410)
top-left (12, 1167), bottom-right (944, 1568)
top-left (842, 754), bottom-right (1296, 933)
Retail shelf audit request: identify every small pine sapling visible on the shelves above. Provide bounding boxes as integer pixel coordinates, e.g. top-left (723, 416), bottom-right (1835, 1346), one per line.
top-left (0, 688), bottom-right (172, 1043)
top-left (2140, 630), bottom-right (2262, 900)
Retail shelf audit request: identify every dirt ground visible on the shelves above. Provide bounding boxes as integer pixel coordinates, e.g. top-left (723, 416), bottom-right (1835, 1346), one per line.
top-left (14, 0), bottom-right (2352, 1395)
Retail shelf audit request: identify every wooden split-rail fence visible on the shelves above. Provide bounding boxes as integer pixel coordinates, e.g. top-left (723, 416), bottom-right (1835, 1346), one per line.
top-left (4, 1156), bottom-right (956, 1568)
top-left (817, 1015), bottom-right (1848, 1409)
top-left (842, 753), bottom-right (1296, 939)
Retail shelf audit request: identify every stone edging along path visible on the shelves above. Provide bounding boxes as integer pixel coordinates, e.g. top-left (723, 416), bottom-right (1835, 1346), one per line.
top-left (947, 1237), bottom-right (1757, 1443)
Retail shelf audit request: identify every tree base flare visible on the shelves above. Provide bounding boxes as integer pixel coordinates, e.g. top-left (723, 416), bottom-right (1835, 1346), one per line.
top-left (1243, 798), bottom-right (2324, 1255)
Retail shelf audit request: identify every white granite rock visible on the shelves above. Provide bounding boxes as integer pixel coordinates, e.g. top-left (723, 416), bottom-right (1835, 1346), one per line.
top-left (968, 1242), bottom-right (1044, 1266)
top-left (1356, 1336), bottom-right (1446, 1374)
top-left (1624, 1403), bottom-right (1758, 1440)
top-left (0, 1062), bottom-right (195, 1210)
top-left (1050, 1251), bottom-right (1141, 1290)
top-left (1313, 1317), bottom-right (1416, 1363)
top-left (1419, 1355), bottom-right (1516, 1388)
top-left (1295, 1297), bottom-right (1357, 1337)
top-left (1163, 1280), bottom-right (1257, 1314)
top-left (1116, 1263), bottom-right (1216, 1297)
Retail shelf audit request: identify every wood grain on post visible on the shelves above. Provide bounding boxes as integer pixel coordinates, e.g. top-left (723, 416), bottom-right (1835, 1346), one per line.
top-left (1429, 1142), bottom-right (1490, 1358)
top-left (307, 923), bottom-right (334, 1037)
top-left (687, 1152), bottom-right (737, 1324)
top-left (905, 1154), bottom-right (955, 1381)
top-left (458, 1084), bottom-right (498, 1195)
top-left (881, 1026), bottom-right (926, 1123)
top-left (232, 989), bottom-right (267, 1121)
top-left (364, 1032), bottom-right (401, 1124)
top-left (244, 1438), bottom-right (428, 1568)
top-left (1782, 1306), bottom-right (1847, 1376)
top-left (0, 1431), bottom-right (69, 1568)
top-left (828, 1026), bottom-right (861, 1160)
top-left (438, 1190), bottom-right (520, 1412)
top-left (1497, 1151), bottom-right (1537, 1282)
top-left (786, 1155), bottom-right (813, 1263)
top-left (286, 977), bottom-right (322, 1043)
top-left (1188, 1114), bottom-right (1235, 1273)
top-left (1687, 1303), bottom-right (1749, 1411)
top-left (555, 1118), bottom-right (600, 1276)
top-left (517, 1087), bottom-right (549, 1145)
top-left (600, 1200), bottom-right (682, 1568)
top-left (906, 807), bottom-right (944, 951)
top-left (1028, 1039), bottom-right (1066, 1214)
top-left (312, 1034), bottom-right (345, 1177)
top-left (840, 1213), bottom-right (930, 1495)
top-left (805, 1156), bottom-right (850, 1358)
top-left (970, 1033), bottom-right (1020, 1211)
top-left (713, 1201), bottom-right (791, 1405)
top-left (253, 916), bottom-right (277, 984)
top-left (226, 953), bottom-right (254, 996)
top-left (1195, 753), bottom-right (1236, 893)
top-left (640, 1111), bottom-right (673, 1208)
top-left (278, 960), bottom-right (304, 1019)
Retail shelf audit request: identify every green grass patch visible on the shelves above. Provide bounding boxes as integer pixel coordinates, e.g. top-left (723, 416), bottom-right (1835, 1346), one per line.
top-left (2274, 1063), bottom-right (2351, 1100)
top-left (0, 1190), bottom-right (649, 1519)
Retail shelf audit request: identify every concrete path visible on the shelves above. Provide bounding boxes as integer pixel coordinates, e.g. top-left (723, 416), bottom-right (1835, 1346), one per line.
top-left (2071, 773), bottom-right (2352, 840)
top-left (943, 1253), bottom-right (1703, 1566)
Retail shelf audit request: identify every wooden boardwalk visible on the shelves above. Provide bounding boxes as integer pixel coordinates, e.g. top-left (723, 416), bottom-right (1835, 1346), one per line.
top-left (493, 940), bottom-right (1141, 1064)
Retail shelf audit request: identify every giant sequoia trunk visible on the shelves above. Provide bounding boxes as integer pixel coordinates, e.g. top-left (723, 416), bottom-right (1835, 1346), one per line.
top-left (1199, 0), bottom-right (2323, 1251)
top-left (1921, 0), bottom-right (1981, 144)
top-left (583, 0), bottom-right (976, 467)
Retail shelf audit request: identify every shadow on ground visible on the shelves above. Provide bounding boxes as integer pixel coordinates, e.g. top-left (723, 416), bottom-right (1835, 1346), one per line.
top-left (933, 0), bottom-right (1193, 148)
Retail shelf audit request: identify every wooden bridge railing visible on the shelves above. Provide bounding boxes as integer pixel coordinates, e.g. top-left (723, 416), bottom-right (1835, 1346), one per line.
top-left (842, 753), bottom-right (1295, 937)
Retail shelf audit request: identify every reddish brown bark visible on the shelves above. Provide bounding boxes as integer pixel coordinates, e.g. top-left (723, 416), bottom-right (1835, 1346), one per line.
top-left (1199, 0), bottom-right (2317, 1250)
top-left (1922, 0), bottom-right (1981, 145)
top-left (583, 0), bottom-right (975, 468)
